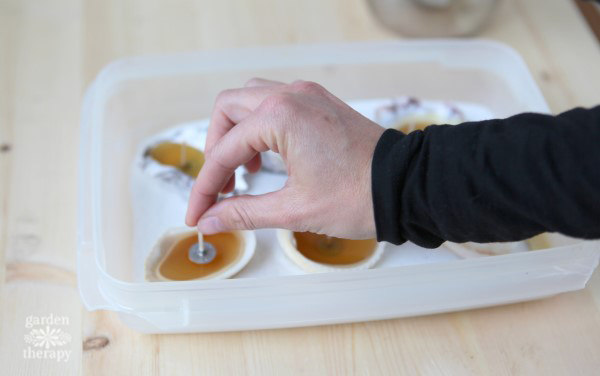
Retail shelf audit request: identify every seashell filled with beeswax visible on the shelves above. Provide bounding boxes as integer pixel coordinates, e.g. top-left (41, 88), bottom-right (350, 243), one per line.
top-left (443, 234), bottom-right (550, 259)
top-left (443, 241), bottom-right (525, 258)
top-left (375, 97), bottom-right (465, 133)
top-left (145, 227), bottom-right (256, 282)
top-left (147, 141), bottom-right (205, 178)
top-left (277, 230), bottom-right (385, 273)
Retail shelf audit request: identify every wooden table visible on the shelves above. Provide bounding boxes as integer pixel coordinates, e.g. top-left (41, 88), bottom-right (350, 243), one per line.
top-left (1, 0), bottom-right (600, 374)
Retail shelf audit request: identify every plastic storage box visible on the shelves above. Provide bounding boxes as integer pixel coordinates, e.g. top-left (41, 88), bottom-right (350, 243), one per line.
top-left (78, 40), bottom-right (600, 333)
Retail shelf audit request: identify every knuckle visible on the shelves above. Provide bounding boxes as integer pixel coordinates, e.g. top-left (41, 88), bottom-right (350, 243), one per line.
top-left (261, 93), bottom-right (294, 112)
top-left (244, 77), bottom-right (263, 87)
top-left (215, 88), bottom-right (234, 105)
top-left (289, 80), bottom-right (323, 94)
top-left (210, 148), bottom-right (235, 171)
top-left (204, 141), bottom-right (232, 170)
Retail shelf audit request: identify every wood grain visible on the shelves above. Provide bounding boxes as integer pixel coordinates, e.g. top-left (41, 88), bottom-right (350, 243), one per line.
top-left (1, 0), bottom-right (600, 375)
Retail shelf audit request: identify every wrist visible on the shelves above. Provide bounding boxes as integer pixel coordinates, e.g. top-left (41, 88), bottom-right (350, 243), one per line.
top-left (371, 128), bottom-right (407, 245)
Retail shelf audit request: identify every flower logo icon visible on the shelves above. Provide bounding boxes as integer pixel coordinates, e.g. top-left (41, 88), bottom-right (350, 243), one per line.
top-left (24, 326), bottom-right (72, 349)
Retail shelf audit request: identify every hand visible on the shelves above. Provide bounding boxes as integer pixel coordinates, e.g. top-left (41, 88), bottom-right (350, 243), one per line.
top-left (185, 78), bottom-right (385, 239)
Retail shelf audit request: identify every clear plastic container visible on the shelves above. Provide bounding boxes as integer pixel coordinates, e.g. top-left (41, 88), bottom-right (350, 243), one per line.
top-left (78, 40), bottom-right (600, 333)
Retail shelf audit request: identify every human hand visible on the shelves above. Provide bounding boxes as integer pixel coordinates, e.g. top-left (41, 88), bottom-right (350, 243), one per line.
top-left (185, 78), bottom-right (385, 239)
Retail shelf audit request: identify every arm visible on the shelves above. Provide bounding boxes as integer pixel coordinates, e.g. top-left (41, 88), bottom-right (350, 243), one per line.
top-left (373, 106), bottom-right (600, 247)
top-left (186, 78), bottom-right (600, 246)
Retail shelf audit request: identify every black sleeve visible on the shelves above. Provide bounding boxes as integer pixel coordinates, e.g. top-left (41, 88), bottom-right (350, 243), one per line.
top-left (371, 105), bottom-right (600, 248)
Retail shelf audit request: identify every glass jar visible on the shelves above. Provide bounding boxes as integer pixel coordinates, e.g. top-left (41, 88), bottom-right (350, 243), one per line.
top-left (368, 0), bottom-right (499, 37)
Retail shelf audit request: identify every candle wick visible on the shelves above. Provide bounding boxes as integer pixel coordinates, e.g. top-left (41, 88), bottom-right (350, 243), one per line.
top-left (325, 235), bottom-right (333, 248)
top-left (180, 142), bottom-right (187, 166)
top-left (197, 229), bottom-right (204, 254)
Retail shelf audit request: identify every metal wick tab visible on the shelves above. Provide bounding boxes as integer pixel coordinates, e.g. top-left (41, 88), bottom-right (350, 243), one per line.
top-left (188, 232), bottom-right (217, 264)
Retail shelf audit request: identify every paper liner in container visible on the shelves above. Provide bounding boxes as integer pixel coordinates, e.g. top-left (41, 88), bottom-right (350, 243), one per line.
top-left (261, 150), bottom-right (288, 174)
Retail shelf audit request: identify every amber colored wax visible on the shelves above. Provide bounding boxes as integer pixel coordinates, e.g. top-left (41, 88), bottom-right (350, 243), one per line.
top-left (148, 141), bottom-right (205, 177)
top-left (397, 121), bottom-right (433, 133)
top-left (292, 232), bottom-right (377, 265)
top-left (157, 232), bottom-right (243, 281)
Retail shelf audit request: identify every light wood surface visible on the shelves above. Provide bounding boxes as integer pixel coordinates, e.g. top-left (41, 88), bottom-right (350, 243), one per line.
top-left (2, 0), bottom-right (600, 375)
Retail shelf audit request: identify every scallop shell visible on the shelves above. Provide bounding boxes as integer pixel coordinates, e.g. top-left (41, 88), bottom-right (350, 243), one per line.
top-left (145, 227), bottom-right (256, 281)
top-left (276, 229), bottom-right (386, 273)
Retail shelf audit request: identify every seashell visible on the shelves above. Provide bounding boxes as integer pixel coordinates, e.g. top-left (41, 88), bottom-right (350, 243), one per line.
top-left (146, 141), bottom-right (205, 178)
top-left (145, 227), bottom-right (256, 281)
top-left (374, 97), bottom-right (465, 133)
top-left (277, 230), bottom-right (385, 273)
top-left (443, 241), bottom-right (529, 258)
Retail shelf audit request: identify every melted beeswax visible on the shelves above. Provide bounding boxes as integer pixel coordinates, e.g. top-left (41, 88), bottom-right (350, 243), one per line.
top-left (292, 232), bottom-right (377, 266)
top-left (156, 231), bottom-right (243, 281)
top-left (148, 142), bottom-right (205, 177)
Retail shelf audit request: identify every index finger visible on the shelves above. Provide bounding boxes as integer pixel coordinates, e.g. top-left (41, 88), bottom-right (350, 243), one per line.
top-left (186, 110), bottom-right (273, 226)
top-left (204, 80), bottom-right (284, 157)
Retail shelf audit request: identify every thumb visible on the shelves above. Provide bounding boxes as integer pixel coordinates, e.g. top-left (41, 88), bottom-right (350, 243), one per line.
top-left (196, 189), bottom-right (295, 234)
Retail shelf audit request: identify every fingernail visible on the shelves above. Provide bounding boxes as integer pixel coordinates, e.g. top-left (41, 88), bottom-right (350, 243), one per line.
top-left (197, 216), bottom-right (226, 235)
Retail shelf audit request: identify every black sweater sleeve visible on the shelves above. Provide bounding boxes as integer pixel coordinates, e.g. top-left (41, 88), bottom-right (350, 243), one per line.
top-left (371, 105), bottom-right (600, 248)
